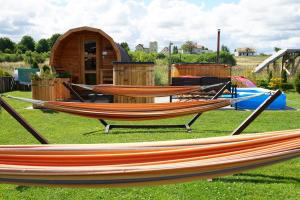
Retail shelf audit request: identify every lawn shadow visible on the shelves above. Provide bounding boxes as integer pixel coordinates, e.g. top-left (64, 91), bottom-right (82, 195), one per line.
top-left (15, 185), bottom-right (30, 192)
top-left (107, 128), bottom-right (185, 134)
top-left (40, 109), bottom-right (58, 114)
top-left (82, 130), bottom-right (102, 135)
top-left (216, 173), bottom-right (300, 184)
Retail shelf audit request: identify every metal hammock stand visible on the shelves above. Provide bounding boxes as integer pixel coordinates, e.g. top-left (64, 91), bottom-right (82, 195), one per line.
top-left (64, 82), bottom-right (231, 133)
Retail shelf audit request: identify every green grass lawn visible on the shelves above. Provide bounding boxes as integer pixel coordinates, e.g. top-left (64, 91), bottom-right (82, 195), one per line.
top-left (0, 91), bottom-right (300, 200)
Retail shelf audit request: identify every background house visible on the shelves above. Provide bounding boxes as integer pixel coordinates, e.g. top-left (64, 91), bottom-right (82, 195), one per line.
top-left (234, 48), bottom-right (256, 56)
top-left (135, 41), bottom-right (158, 53)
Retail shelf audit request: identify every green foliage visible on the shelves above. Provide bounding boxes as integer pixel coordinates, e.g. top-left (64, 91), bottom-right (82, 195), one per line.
top-left (35, 39), bottom-right (50, 53)
top-left (295, 71), bottom-right (300, 93)
top-left (157, 53), bottom-right (166, 59)
top-left (256, 80), bottom-right (269, 89)
top-left (128, 51), bottom-right (157, 62)
top-left (281, 83), bottom-right (294, 91)
top-left (31, 65), bottom-right (56, 80)
top-left (170, 51), bottom-right (236, 66)
top-left (268, 77), bottom-right (282, 89)
top-left (0, 37), bottom-right (15, 53)
top-left (18, 35), bottom-right (35, 52)
top-left (274, 47), bottom-right (281, 52)
top-left (267, 71), bottom-right (273, 83)
top-left (23, 51), bottom-right (47, 66)
top-left (181, 41), bottom-right (197, 54)
top-left (281, 70), bottom-right (288, 83)
top-left (120, 42), bottom-right (130, 53)
top-left (0, 69), bottom-right (12, 77)
top-left (221, 45), bottom-right (230, 52)
top-left (172, 46), bottom-right (178, 54)
top-left (0, 53), bottom-right (23, 62)
top-left (48, 33), bottom-right (61, 49)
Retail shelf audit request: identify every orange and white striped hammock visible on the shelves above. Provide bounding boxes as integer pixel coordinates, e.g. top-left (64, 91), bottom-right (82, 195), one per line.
top-left (5, 94), bottom-right (257, 121)
top-left (72, 83), bottom-right (225, 97)
top-left (0, 129), bottom-right (299, 187)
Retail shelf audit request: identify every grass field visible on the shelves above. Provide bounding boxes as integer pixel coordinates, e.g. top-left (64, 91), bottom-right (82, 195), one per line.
top-left (0, 91), bottom-right (299, 200)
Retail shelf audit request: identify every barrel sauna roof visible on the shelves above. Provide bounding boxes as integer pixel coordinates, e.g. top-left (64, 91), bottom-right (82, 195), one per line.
top-left (49, 26), bottom-right (131, 65)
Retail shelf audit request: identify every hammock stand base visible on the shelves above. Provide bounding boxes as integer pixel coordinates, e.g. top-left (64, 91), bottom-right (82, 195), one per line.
top-left (64, 82), bottom-right (231, 133)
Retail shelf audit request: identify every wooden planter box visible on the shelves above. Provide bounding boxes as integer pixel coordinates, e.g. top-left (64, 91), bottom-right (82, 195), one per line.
top-left (32, 78), bottom-right (71, 108)
top-left (54, 78), bottom-right (71, 101)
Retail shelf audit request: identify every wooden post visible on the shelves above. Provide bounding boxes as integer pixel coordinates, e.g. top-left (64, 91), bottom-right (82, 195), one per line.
top-left (216, 29), bottom-right (220, 64)
top-left (231, 90), bottom-right (282, 135)
top-left (0, 96), bottom-right (49, 144)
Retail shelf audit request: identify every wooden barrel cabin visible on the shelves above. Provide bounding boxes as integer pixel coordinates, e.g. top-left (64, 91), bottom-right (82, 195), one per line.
top-left (50, 26), bottom-right (131, 85)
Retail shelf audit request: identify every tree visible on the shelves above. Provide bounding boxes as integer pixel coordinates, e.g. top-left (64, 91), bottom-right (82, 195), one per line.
top-left (120, 42), bottom-right (130, 53)
top-left (181, 41), bottom-right (197, 54)
top-left (172, 46), bottom-right (178, 54)
top-left (274, 47), bottom-right (281, 52)
top-left (0, 37), bottom-right (15, 53)
top-left (48, 33), bottom-right (61, 49)
top-left (35, 39), bottom-right (49, 53)
top-left (221, 45), bottom-right (230, 52)
top-left (18, 35), bottom-right (35, 52)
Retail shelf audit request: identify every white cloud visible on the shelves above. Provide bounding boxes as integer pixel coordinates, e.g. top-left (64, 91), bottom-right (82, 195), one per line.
top-left (0, 0), bottom-right (300, 53)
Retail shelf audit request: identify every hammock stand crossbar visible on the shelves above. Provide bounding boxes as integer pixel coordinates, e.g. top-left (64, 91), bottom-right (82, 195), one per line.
top-left (0, 89), bottom-right (282, 143)
top-left (64, 82), bottom-right (231, 133)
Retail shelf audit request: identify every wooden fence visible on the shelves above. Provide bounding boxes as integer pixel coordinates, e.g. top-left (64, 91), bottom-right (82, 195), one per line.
top-left (0, 77), bottom-right (15, 93)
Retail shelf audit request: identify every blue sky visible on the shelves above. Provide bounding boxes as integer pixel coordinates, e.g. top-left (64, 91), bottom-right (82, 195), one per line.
top-left (0, 0), bottom-right (300, 53)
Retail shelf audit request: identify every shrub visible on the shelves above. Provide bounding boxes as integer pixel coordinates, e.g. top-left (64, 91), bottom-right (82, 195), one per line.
top-left (256, 80), bottom-right (269, 88)
top-left (295, 71), bottom-right (300, 93)
top-left (268, 78), bottom-right (282, 89)
top-left (0, 53), bottom-right (23, 62)
top-left (281, 83), bottom-right (294, 91)
top-left (281, 70), bottom-right (288, 83)
top-left (0, 69), bottom-right (12, 77)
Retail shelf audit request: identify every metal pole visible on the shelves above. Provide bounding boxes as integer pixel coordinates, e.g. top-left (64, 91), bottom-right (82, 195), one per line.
top-left (168, 42), bottom-right (173, 102)
top-left (216, 29), bottom-right (220, 64)
top-left (0, 96), bottom-right (49, 144)
top-left (231, 90), bottom-right (282, 135)
top-left (168, 42), bottom-right (173, 86)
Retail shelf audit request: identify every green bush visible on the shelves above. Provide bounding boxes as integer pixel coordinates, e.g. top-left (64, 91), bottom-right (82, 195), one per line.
top-left (0, 69), bottom-right (12, 77)
top-left (281, 70), bottom-right (288, 83)
top-left (281, 83), bottom-right (294, 91)
top-left (256, 79), bottom-right (269, 88)
top-left (295, 71), bottom-right (300, 93)
top-left (23, 51), bottom-right (47, 66)
top-left (128, 51), bottom-right (157, 62)
top-left (0, 53), bottom-right (23, 62)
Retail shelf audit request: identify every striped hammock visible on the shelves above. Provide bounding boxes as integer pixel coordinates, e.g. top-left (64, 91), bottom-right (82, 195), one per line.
top-left (71, 83), bottom-right (225, 97)
top-left (0, 129), bottom-right (299, 187)
top-left (5, 94), bottom-right (259, 121)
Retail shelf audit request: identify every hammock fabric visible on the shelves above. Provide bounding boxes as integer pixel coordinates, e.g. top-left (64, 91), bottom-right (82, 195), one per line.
top-left (74, 83), bottom-right (224, 97)
top-left (5, 94), bottom-right (261, 121)
top-left (0, 129), bottom-right (299, 187)
top-left (42, 99), bottom-right (230, 121)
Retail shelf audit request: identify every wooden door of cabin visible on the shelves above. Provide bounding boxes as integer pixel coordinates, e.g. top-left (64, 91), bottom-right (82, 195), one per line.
top-left (82, 38), bottom-right (100, 85)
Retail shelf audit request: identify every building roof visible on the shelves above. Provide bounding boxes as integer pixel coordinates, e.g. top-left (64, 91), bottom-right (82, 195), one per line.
top-left (235, 48), bottom-right (256, 53)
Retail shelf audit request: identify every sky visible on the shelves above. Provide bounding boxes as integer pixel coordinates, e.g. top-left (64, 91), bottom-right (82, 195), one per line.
top-left (0, 0), bottom-right (300, 53)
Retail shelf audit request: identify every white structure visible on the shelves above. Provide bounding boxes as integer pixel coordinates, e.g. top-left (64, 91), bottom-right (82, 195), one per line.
top-left (234, 48), bottom-right (256, 56)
